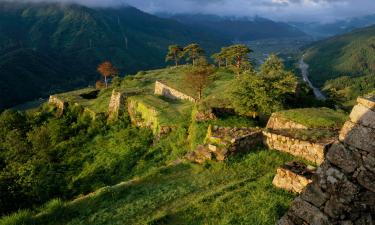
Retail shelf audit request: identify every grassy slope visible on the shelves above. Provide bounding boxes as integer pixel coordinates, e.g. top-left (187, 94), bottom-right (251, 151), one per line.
top-left (2, 150), bottom-right (296, 225)
top-left (304, 25), bottom-right (375, 87)
top-left (277, 108), bottom-right (348, 129)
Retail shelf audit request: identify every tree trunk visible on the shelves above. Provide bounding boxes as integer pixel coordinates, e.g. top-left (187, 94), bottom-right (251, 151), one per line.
top-left (105, 76), bottom-right (108, 88)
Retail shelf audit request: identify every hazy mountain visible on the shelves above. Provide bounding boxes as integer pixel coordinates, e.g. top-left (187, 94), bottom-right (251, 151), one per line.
top-left (0, 2), bottom-right (228, 110)
top-left (159, 13), bottom-right (307, 41)
top-left (291, 14), bottom-right (375, 39)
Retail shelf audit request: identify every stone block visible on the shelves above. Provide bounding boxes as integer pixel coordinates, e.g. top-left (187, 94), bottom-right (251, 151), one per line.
top-left (357, 97), bottom-right (375, 111)
top-left (266, 113), bottom-right (308, 130)
top-left (357, 169), bottom-right (375, 192)
top-left (326, 142), bottom-right (359, 173)
top-left (350, 103), bottom-right (375, 129)
top-left (340, 121), bottom-right (375, 153)
top-left (363, 153), bottom-right (375, 174)
top-left (272, 161), bottom-right (315, 193)
top-left (288, 197), bottom-right (331, 225)
top-left (301, 183), bottom-right (329, 207)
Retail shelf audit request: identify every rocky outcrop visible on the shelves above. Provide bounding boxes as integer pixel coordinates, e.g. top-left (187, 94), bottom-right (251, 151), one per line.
top-left (263, 131), bottom-right (333, 165)
top-left (48, 95), bottom-right (67, 116)
top-left (186, 126), bottom-right (263, 163)
top-left (267, 113), bottom-right (309, 130)
top-left (273, 161), bottom-right (316, 193)
top-left (108, 90), bottom-right (125, 121)
top-left (154, 81), bottom-right (196, 102)
top-left (278, 97), bottom-right (375, 225)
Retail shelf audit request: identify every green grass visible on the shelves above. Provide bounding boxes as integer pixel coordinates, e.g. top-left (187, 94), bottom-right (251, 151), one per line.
top-left (277, 108), bottom-right (348, 129)
top-left (1, 149), bottom-right (296, 225)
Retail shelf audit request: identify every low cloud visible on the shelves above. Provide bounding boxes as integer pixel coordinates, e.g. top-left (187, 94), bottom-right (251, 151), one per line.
top-left (4, 0), bottom-right (375, 22)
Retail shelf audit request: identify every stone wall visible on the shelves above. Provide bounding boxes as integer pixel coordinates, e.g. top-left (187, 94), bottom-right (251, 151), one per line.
top-left (267, 113), bottom-right (309, 130)
top-left (186, 126), bottom-right (263, 163)
top-left (273, 161), bottom-right (315, 194)
top-left (154, 81), bottom-right (196, 102)
top-left (278, 97), bottom-right (375, 225)
top-left (48, 95), bottom-right (66, 116)
top-left (108, 90), bottom-right (125, 121)
top-left (263, 131), bottom-right (333, 165)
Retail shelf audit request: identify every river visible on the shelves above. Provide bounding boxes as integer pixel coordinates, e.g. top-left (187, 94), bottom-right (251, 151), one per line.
top-left (299, 57), bottom-right (326, 101)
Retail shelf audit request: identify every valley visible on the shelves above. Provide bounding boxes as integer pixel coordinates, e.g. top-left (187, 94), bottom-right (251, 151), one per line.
top-left (1, 1), bottom-right (375, 225)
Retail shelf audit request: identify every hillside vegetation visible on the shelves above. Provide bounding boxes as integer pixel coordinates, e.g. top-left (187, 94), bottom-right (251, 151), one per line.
top-left (0, 2), bottom-right (227, 110)
top-left (304, 25), bottom-right (375, 87)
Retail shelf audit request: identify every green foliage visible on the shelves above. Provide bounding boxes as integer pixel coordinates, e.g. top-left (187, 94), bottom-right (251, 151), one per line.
top-left (1, 150), bottom-right (296, 225)
top-left (230, 55), bottom-right (298, 115)
top-left (304, 25), bottom-right (375, 87)
top-left (166, 45), bottom-right (184, 66)
top-left (183, 43), bottom-right (205, 66)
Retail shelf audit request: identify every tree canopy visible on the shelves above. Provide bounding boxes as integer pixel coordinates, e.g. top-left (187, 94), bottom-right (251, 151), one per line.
top-left (97, 61), bottom-right (119, 87)
top-left (230, 54), bottom-right (297, 115)
top-left (166, 45), bottom-right (184, 66)
top-left (183, 43), bottom-right (205, 66)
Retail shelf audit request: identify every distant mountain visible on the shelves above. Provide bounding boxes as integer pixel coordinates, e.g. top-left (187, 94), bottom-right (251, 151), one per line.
top-left (159, 14), bottom-right (307, 41)
top-left (0, 2), bottom-right (228, 110)
top-left (291, 14), bottom-right (375, 39)
top-left (303, 25), bottom-right (375, 87)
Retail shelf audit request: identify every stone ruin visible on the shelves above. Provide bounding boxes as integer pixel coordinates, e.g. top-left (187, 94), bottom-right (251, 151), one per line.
top-left (108, 90), bottom-right (125, 121)
top-left (273, 161), bottom-right (316, 194)
top-left (263, 113), bottom-right (335, 165)
top-left (278, 97), bottom-right (375, 225)
top-left (48, 95), bottom-right (67, 116)
top-left (154, 81), bottom-right (196, 102)
top-left (186, 126), bottom-right (263, 163)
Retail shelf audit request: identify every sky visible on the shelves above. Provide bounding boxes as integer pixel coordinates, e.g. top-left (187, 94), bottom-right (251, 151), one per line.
top-left (9, 0), bottom-right (375, 22)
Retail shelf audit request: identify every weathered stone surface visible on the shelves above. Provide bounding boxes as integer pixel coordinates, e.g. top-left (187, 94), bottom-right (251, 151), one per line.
top-left (357, 97), bottom-right (375, 111)
top-left (326, 143), bottom-right (359, 173)
top-left (350, 103), bottom-right (375, 129)
top-left (363, 153), bottom-right (375, 174)
top-left (278, 98), bottom-right (375, 225)
top-left (324, 196), bottom-right (349, 219)
top-left (288, 198), bottom-right (331, 225)
top-left (108, 90), bottom-right (125, 121)
top-left (340, 121), bottom-right (375, 153)
top-left (277, 216), bottom-right (296, 225)
top-left (154, 81), bottom-right (196, 102)
top-left (263, 131), bottom-right (331, 165)
top-left (185, 145), bottom-right (212, 164)
top-left (273, 161), bottom-right (315, 193)
top-left (301, 183), bottom-right (328, 207)
top-left (356, 169), bottom-right (375, 192)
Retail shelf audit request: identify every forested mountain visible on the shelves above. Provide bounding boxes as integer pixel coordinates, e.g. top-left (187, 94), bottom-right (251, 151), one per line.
top-left (160, 14), bottom-right (307, 41)
top-left (303, 25), bottom-right (375, 107)
top-left (0, 2), bottom-right (228, 110)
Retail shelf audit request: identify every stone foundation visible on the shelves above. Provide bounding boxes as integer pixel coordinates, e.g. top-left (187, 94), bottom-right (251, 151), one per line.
top-left (273, 161), bottom-right (316, 193)
top-left (154, 81), bottom-right (196, 102)
top-left (108, 90), bottom-right (125, 121)
top-left (263, 131), bottom-right (333, 165)
top-left (186, 126), bottom-right (263, 163)
top-left (278, 97), bottom-right (375, 225)
top-left (48, 95), bottom-right (67, 116)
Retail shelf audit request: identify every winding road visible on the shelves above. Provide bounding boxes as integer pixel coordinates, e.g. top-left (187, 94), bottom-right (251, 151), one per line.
top-left (299, 56), bottom-right (326, 101)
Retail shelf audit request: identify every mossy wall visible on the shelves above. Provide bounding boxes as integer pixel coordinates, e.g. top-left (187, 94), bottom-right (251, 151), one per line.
top-left (127, 98), bottom-right (161, 134)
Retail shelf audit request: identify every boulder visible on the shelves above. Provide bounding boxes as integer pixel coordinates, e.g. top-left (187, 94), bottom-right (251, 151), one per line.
top-left (350, 103), bottom-right (375, 129)
top-left (339, 121), bottom-right (375, 153)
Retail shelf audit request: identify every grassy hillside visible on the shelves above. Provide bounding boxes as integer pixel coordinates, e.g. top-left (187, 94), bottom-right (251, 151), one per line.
top-left (304, 25), bottom-right (375, 87)
top-left (0, 2), bottom-right (227, 110)
top-left (1, 150), bottom-right (296, 225)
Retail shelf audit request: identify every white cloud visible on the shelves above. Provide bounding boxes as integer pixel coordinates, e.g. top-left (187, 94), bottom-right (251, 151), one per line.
top-left (4, 0), bottom-right (375, 22)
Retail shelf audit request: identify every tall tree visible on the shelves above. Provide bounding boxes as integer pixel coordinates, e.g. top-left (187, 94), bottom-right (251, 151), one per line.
top-left (184, 60), bottom-right (215, 101)
top-left (227, 44), bottom-right (252, 77)
top-left (165, 45), bottom-right (183, 66)
top-left (211, 52), bottom-right (225, 68)
top-left (97, 61), bottom-right (119, 88)
top-left (230, 55), bottom-right (297, 116)
top-left (183, 43), bottom-right (205, 66)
